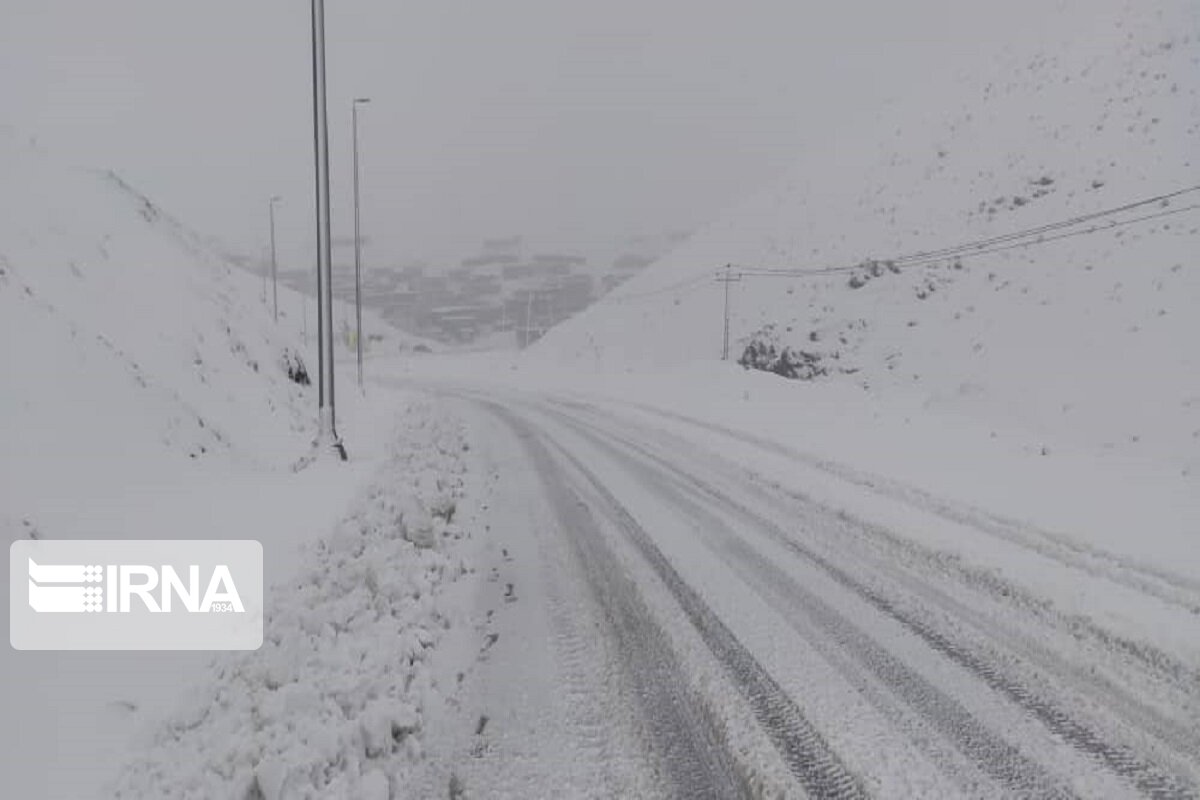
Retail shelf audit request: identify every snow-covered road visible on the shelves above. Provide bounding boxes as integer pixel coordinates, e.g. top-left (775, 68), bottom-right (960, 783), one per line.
top-left (416, 391), bottom-right (1200, 799)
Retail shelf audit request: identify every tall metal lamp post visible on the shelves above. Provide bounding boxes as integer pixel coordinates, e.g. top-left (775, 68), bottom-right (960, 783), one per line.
top-left (310, 0), bottom-right (345, 459)
top-left (352, 97), bottom-right (370, 392)
top-left (268, 195), bottom-right (282, 323)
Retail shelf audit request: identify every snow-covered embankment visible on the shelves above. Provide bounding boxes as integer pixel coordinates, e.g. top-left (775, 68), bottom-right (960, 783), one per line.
top-left (115, 398), bottom-right (476, 799)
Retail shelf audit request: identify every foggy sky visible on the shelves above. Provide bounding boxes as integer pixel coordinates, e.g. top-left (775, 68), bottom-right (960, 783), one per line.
top-left (2, 1), bottom-right (1051, 268)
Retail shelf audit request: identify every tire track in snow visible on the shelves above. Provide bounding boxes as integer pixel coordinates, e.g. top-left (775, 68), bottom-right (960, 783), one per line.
top-left (491, 408), bottom-right (870, 800)
top-left (534, 488), bottom-right (653, 797)
top-left (613, 400), bottom-right (1200, 614)
top-left (602, 403), bottom-right (1200, 769)
top-left (546, 407), bottom-right (1074, 798)
top-left (491, 407), bottom-right (754, 800)
top-left (566, 399), bottom-right (1200, 769)
top-left (547, 406), bottom-right (1197, 799)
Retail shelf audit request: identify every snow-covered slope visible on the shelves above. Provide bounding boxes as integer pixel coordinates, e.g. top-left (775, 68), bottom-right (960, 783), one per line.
top-left (0, 129), bottom-right (459, 798)
top-left (534, 0), bottom-right (1200, 474)
top-left (0, 128), bottom-right (335, 550)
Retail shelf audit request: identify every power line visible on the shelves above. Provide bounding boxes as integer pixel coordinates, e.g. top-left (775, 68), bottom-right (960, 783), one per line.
top-left (713, 182), bottom-right (1198, 361)
top-left (737, 202), bottom-right (1200, 279)
top-left (736, 182), bottom-right (1200, 279)
top-left (895, 201), bottom-right (1199, 271)
top-left (598, 182), bottom-right (1200, 304)
top-left (889, 183), bottom-right (1200, 267)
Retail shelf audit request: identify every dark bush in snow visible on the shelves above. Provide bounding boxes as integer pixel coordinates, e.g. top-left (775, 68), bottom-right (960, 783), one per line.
top-left (280, 348), bottom-right (310, 386)
top-left (848, 259), bottom-right (898, 289)
top-left (738, 325), bottom-right (827, 380)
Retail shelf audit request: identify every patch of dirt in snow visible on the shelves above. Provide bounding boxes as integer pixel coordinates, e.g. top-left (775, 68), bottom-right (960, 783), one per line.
top-left (112, 399), bottom-right (474, 800)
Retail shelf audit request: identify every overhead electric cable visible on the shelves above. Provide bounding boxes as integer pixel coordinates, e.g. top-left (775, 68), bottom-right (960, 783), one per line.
top-left (733, 183), bottom-right (1200, 279)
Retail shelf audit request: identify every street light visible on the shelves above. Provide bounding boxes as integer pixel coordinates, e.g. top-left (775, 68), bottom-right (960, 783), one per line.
top-left (309, 0), bottom-right (345, 459)
top-left (268, 195), bottom-right (282, 323)
top-left (352, 97), bottom-right (370, 393)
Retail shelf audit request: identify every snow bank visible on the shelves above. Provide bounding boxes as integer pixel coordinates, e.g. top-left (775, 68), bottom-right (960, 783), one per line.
top-left (113, 398), bottom-right (472, 800)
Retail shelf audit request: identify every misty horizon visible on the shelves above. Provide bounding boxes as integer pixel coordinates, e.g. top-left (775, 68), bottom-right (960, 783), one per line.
top-left (3, 0), bottom-right (1064, 269)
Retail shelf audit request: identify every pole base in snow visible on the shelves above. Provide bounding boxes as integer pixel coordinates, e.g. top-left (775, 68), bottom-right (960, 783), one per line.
top-left (292, 408), bottom-right (348, 470)
top-left (316, 406), bottom-right (347, 461)
top-left (292, 435), bottom-right (347, 471)
top-left (318, 435), bottom-right (348, 462)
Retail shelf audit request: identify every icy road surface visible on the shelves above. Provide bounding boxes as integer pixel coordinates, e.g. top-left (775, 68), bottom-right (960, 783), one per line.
top-left (415, 392), bottom-right (1200, 799)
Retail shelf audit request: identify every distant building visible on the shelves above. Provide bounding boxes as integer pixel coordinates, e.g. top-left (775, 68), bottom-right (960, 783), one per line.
top-left (415, 275), bottom-right (448, 293)
top-left (425, 304), bottom-right (503, 342)
top-left (359, 235), bottom-right (665, 345)
top-left (461, 253), bottom-right (519, 268)
top-left (532, 253), bottom-right (587, 267)
top-left (501, 264), bottom-right (540, 280)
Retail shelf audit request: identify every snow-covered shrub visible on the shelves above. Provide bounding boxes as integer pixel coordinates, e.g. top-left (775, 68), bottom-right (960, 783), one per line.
top-left (738, 324), bottom-right (828, 380)
top-left (280, 347), bottom-right (310, 386)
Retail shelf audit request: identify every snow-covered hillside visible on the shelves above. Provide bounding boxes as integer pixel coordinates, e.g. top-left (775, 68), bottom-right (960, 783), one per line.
top-left (534, 0), bottom-right (1200, 474)
top-left (0, 129), bottom-right (318, 510)
top-left (0, 129), bottom-right (469, 798)
top-left (0, 128), bottom-right (436, 531)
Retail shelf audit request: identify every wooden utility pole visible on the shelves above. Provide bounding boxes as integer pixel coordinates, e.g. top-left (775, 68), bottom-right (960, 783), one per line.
top-left (524, 290), bottom-right (535, 348)
top-left (716, 264), bottom-right (742, 360)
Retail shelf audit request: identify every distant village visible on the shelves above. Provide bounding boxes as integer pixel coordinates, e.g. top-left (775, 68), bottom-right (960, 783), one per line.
top-left (278, 233), bottom-right (684, 347)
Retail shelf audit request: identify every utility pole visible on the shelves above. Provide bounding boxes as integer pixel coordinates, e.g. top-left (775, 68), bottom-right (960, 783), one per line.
top-left (268, 195), bottom-right (282, 323)
top-left (310, 0), bottom-right (345, 459)
top-left (716, 264), bottom-right (742, 360)
top-left (524, 290), bottom-right (535, 348)
top-left (352, 97), bottom-right (370, 393)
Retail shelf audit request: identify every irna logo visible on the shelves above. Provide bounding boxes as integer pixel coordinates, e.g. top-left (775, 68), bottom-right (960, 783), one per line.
top-left (10, 540), bottom-right (262, 650)
top-left (27, 560), bottom-right (245, 614)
